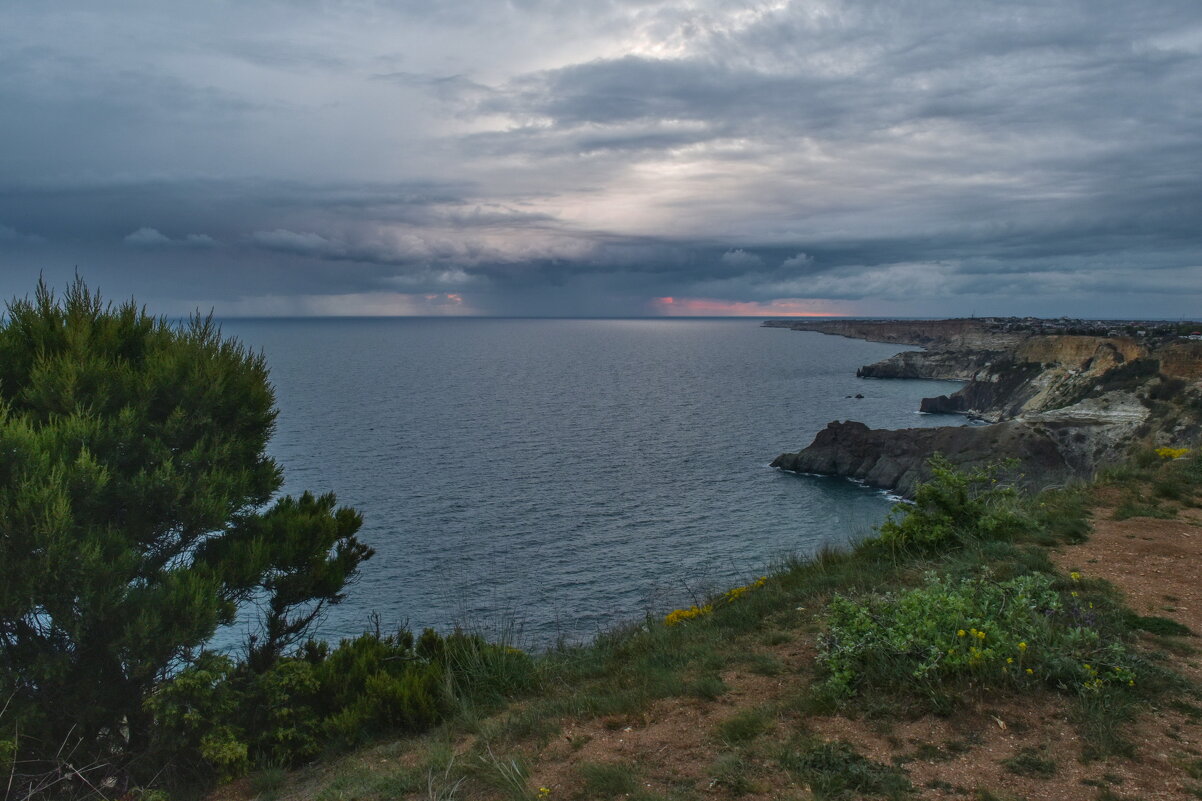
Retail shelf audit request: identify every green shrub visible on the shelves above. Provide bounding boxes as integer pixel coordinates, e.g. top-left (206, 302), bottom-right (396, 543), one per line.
top-left (147, 625), bottom-right (536, 779)
top-left (818, 572), bottom-right (1137, 701)
top-left (874, 456), bottom-right (1028, 552)
top-left (144, 653), bottom-right (249, 782)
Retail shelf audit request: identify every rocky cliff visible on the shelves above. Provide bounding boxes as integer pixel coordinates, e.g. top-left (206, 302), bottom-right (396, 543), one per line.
top-left (769, 320), bottom-right (1202, 497)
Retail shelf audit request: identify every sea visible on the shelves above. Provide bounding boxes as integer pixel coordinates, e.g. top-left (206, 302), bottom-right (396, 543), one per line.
top-left (213, 317), bottom-right (965, 650)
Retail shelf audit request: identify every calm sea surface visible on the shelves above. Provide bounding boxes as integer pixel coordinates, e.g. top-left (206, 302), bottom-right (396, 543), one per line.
top-left (216, 318), bottom-right (963, 648)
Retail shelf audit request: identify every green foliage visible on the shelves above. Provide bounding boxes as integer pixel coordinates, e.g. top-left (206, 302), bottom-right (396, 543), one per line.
top-left (578, 761), bottom-right (639, 798)
top-left (0, 279), bottom-right (370, 782)
top-left (148, 626), bottom-right (537, 779)
top-left (874, 455), bottom-right (1028, 552)
top-left (778, 738), bottom-right (913, 800)
top-left (818, 572), bottom-right (1138, 701)
top-left (715, 708), bottom-right (773, 745)
top-left (143, 653), bottom-right (248, 781)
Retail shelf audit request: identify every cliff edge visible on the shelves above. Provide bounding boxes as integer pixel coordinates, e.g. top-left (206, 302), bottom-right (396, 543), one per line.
top-left (767, 318), bottom-right (1202, 496)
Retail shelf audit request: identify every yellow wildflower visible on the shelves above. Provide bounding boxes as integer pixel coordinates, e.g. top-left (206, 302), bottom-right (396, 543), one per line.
top-left (1017, 642), bottom-right (1027, 651)
top-left (957, 629), bottom-right (966, 638)
top-left (1026, 668), bottom-right (1034, 675)
top-left (1070, 571), bottom-right (1081, 581)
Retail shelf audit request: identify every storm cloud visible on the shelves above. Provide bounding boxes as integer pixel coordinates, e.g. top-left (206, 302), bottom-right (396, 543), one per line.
top-left (1, 0), bottom-right (1200, 316)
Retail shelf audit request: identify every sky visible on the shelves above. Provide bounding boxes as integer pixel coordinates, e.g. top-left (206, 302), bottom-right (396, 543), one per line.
top-left (2, 1), bottom-right (1201, 318)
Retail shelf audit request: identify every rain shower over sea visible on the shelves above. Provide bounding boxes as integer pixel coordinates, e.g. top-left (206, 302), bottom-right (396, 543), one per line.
top-left (216, 317), bottom-right (964, 648)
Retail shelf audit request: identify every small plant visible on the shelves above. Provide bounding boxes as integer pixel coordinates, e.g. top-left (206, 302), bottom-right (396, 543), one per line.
top-left (1155, 446), bottom-right (1191, 460)
top-left (709, 752), bottom-right (755, 795)
top-left (250, 766), bottom-right (288, 799)
top-left (1001, 746), bottom-right (1057, 778)
top-left (474, 747), bottom-right (532, 800)
top-left (663, 577), bottom-right (768, 626)
top-left (664, 604), bottom-right (713, 626)
top-left (715, 708), bottom-right (774, 745)
top-left (577, 761), bottom-right (638, 798)
top-left (686, 674), bottom-right (728, 700)
top-left (817, 571), bottom-right (1138, 701)
top-left (778, 738), bottom-right (912, 800)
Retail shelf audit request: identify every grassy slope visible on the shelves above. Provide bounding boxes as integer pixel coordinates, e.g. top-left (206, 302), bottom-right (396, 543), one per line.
top-left (220, 451), bottom-right (1202, 801)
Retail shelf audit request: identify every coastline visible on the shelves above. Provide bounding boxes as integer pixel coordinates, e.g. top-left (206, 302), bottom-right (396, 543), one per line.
top-left (765, 317), bottom-right (1202, 497)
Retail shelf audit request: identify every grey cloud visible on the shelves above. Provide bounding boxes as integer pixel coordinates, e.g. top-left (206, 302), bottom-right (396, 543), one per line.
top-left (125, 228), bottom-right (217, 248)
top-left (0, 224), bottom-right (44, 244)
top-left (2, 1), bottom-right (1202, 317)
top-left (720, 249), bottom-right (762, 270)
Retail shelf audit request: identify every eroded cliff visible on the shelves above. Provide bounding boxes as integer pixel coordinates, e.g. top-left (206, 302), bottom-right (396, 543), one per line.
top-left (769, 320), bottom-right (1202, 496)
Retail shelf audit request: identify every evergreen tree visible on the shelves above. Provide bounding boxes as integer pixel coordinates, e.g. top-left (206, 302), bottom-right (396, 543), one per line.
top-left (0, 279), bottom-right (371, 770)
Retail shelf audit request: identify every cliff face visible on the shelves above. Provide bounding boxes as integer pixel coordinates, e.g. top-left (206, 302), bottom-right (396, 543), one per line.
top-left (771, 420), bottom-right (1075, 497)
top-left (856, 349), bottom-right (1001, 381)
top-left (770, 321), bottom-right (1202, 497)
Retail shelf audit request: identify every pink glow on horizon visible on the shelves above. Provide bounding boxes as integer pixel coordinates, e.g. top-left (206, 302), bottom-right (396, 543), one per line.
top-left (650, 297), bottom-right (840, 317)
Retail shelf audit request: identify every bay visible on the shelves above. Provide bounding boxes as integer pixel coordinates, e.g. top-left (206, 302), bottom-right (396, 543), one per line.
top-left (216, 318), bottom-right (964, 648)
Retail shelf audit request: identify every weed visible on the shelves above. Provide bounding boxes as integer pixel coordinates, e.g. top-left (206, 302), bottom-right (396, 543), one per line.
top-left (778, 738), bottom-right (912, 800)
top-left (578, 761), bottom-right (639, 798)
top-left (745, 653), bottom-right (786, 676)
top-left (762, 630), bottom-right (792, 646)
top-left (249, 767), bottom-right (287, 800)
top-left (715, 708), bottom-right (774, 745)
top-left (686, 674), bottom-right (728, 701)
top-left (312, 761), bottom-right (423, 801)
top-left (709, 752), bottom-right (755, 795)
top-left (1113, 499), bottom-right (1175, 520)
top-left (424, 753), bottom-right (467, 801)
top-left (1002, 746), bottom-right (1057, 778)
top-left (472, 747), bottom-right (532, 801)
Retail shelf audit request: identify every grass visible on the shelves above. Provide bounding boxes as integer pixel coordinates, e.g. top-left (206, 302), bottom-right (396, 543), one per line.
top-left (577, 761), bottom-right (639, 798)
top-left (778, 738), bottom-right (913, 800)
top-left (715, 708), bottom-right (774, 745)
top-left (1001, 746), bottom-right (1057, 779)
top-left (250, 767), bottom-right (288, 800)
top-left (708, 752), bottom-right (756, 795)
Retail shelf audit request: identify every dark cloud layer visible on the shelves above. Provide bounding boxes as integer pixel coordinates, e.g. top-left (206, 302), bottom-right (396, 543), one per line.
top-left (1, 1), bottom-right (1200, 316)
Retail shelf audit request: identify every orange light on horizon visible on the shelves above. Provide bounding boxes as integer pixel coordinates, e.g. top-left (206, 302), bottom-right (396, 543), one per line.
top-left (650, 296), bottom-right (840, 317)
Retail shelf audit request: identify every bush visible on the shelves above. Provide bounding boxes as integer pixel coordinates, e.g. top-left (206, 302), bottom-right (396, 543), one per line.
top-left (874, 456), bottom-right (1028, 552)
top-left (148, 626), bottom-right (536, 779)
top-left (818, 572), bottom-right (1137, 701)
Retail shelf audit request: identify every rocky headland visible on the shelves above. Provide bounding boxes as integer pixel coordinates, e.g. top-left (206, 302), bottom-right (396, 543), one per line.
top-left (767, 318), bottom-right (1202, 496)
